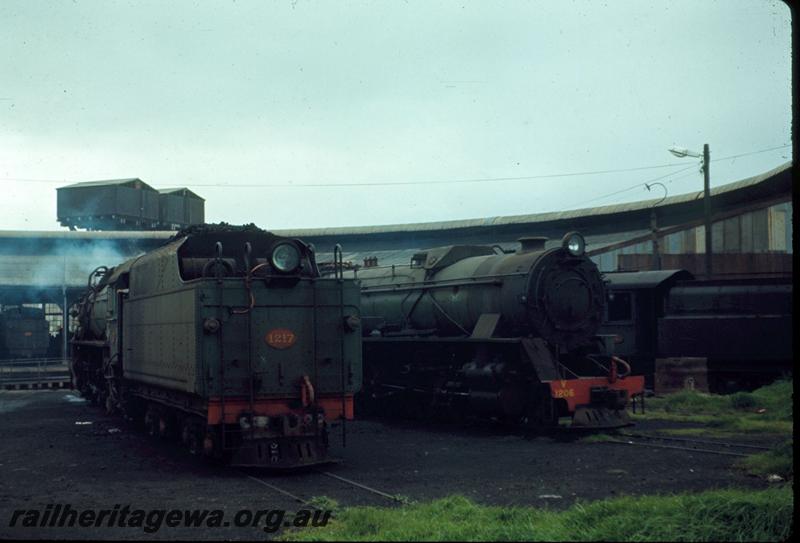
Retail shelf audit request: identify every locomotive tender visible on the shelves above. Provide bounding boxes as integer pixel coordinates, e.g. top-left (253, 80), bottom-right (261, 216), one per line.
top-left (0, 306), bottom-right (50, 360)
top-left (354, 232), bottom-right (644, 429)
top-left (70, 225), bottom-right (362, 468)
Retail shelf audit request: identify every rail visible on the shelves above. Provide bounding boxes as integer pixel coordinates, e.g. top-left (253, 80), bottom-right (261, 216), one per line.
top-left (243, 467), bottom-right (409, 510)
top-left (595, 432), bottom-right (769, 457)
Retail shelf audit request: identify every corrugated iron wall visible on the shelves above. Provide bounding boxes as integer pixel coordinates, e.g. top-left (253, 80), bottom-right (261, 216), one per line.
top-left (591, 200), bottom-right (793, 273)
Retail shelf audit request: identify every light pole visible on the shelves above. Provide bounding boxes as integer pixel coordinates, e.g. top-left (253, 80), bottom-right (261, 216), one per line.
top-left (668, 144), bottom-right (711, 278)
top-left (645, 182), bottom-right (667, 270)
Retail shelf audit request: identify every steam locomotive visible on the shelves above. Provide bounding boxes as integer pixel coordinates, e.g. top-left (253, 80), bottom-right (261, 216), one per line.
top-left (352, 232), bottom-right (644, 429)
top-left (70, 225), bottom-right (362, 468)
top-left (0, 306), bottom-right (50, 360)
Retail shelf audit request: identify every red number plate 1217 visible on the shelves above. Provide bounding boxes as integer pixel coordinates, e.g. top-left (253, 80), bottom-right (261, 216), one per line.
top-left (265, 328), bottom-right (297, 350)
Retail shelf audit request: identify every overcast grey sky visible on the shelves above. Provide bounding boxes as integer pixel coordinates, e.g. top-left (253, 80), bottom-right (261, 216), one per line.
top-left (0, 0), bottom-right (792, 231)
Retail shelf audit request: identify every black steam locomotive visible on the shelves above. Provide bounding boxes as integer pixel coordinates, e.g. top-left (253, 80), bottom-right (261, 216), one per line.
top-left (70, 225), bottom-right (362, 468)
top-left (352, 232), bottom-right (644, 429)
top-left (0, 306), bottom-right (51, 360)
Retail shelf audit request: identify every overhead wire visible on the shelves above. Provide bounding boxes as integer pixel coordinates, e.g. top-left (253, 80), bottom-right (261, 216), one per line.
top-left (566, 164), bottom-right (698, 208)
top-left (0, 161), bottom-right (694, 187)
top-left (564, 143), bottom-right (791, 209)
top-left (0, 143), bottom-right (790, 190)
top-left (712, 144), bottom-right (791, 162)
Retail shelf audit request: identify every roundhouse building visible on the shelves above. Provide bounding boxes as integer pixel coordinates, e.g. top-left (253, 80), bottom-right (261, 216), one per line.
top-left (0, 162), bottom-right (792, 360)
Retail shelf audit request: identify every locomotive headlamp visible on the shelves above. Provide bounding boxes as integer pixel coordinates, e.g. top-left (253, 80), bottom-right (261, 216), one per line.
top-left (562, 232), bottom-right (586, 257)
top-left (270, 242), bottom-right (301, 273)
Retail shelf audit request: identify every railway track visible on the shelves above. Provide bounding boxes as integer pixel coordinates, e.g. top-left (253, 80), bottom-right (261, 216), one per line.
top-left (242, 467), bottom-right (409, 510)
top-left (600, 431), bottom-right (771, 457)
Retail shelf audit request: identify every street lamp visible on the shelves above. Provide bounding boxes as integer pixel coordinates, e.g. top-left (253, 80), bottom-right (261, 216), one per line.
top-left (669, 143), bottom-right (712, 278)
top-left (668, 146), bottom-right (702, 159)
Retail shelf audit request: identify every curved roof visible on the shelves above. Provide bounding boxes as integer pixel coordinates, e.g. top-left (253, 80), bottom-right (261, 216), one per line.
top-left (274, 161), bottom-right (792, 237)
top-left (0, 161), bottom-right (790, 244)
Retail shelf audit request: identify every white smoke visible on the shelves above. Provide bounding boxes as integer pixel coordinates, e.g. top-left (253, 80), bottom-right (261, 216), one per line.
top-left (28, 240), bottom-right (137, 289)
top-left (0, 236), bottom-right (146, 299)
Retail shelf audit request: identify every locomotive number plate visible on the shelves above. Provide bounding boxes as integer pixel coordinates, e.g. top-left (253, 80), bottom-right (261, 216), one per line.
top-left (553, 388), bottom-right (575, 399)
top-left (265, 328), bottom-right (297, 349)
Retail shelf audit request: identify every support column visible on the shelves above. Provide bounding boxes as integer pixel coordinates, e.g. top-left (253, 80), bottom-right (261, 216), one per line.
top-left (703, 143), bottom-right (712, 278)
top-left (62, 286), bottom-right (69, 361)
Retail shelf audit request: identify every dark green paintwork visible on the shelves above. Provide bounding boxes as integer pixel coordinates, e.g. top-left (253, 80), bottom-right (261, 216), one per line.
top-left (113, 236), bottom-right (361, 400)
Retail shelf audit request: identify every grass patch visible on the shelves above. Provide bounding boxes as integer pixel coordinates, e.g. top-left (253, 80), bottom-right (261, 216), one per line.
top-left (635, 379), bottom-right (793, 437)
top-left (631, 414), bottom-right (792, 435)
top-left (645, 379), bottom-right (791, 417)
top-left (657, 426), bottom-right (746, 439)
top-left (279, 487), bottom-right (793, 541)
top-left (737, 440), bottom-right (794, 479)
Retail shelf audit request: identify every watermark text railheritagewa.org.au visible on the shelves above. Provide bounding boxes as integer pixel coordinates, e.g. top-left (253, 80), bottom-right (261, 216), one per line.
top-left (8, 504), bottom-right (332, 533)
